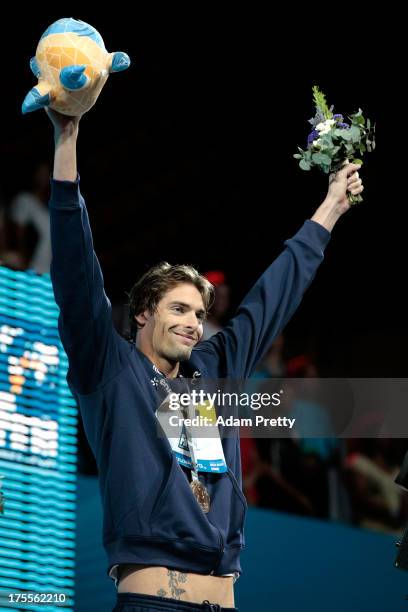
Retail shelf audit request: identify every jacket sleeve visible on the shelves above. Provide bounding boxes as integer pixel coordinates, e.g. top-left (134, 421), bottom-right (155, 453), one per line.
top-left (195, 220), bottom-right (331, 378)
top-left (49, 176), bottom-right (129, 395)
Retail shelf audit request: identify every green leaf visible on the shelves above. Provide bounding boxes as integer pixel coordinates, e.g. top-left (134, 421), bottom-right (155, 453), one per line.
top-left (312, 85), bottom-right (333, 119)
top-left (299, 159), bottom-right (311, 171)
top-left (352, 115), bottom-right (365, 126)
top-left (293, 154), bottom-right (302, 159)
top-left (312, 152), bottom-right (331, 165)
top-left (336, 129), bottom-right (353, 140)
top-left (320, 135), bottom-right (334, 149)
top-left (350, 108), bottom-right (364, 121)
top-left (349, 126), bottom-right (361, 142)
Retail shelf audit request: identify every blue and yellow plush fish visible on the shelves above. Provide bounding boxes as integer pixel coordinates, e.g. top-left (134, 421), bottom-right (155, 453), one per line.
top-left (22, 17), bottom-right (130, 116)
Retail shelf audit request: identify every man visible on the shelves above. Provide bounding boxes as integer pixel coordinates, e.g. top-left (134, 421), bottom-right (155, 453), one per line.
top-left (46, 107), bottom-right (363, 612)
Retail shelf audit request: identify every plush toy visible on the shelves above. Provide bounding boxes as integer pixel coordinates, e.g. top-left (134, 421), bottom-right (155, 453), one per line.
top-left (22, 17), bottom-right (130, 116)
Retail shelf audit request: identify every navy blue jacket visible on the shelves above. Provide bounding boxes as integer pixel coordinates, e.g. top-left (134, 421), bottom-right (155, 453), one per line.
top-left (49, 177), bottom-right (331, 581)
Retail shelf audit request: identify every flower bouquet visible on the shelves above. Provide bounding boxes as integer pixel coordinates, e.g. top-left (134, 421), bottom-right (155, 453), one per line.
top-left (294, 86), bottom-right (376, 204)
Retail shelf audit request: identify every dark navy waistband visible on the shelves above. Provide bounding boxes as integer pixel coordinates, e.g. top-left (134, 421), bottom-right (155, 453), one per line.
top-left (115, 591), bottom-right (238, 611)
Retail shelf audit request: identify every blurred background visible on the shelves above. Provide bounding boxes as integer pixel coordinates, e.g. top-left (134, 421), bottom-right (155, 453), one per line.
top-left (1, 6), bottom-right (408, 611)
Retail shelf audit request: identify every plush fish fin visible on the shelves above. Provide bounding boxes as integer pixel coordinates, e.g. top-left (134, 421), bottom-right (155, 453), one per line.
top-left (22, 87), bottom-right (51, 114)
top-left (60, 65), bottom-right (88, 90)
top-left (109, 51), bottom-right (131, 73)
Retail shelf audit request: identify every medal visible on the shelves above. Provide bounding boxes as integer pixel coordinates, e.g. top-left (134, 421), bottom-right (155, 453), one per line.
top-left (190, 479), bottom-right (210, 513)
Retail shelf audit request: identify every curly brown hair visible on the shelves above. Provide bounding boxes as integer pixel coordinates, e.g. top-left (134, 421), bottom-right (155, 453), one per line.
top-left (127, 262), bottom-right (215, 342)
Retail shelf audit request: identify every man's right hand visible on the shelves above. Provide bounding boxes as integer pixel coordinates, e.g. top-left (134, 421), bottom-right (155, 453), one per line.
top-left (45, 108), bottom-right (81, 140)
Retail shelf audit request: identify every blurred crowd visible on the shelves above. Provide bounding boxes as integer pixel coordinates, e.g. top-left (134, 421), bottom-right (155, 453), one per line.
top-left (0, 162), bottom-right (51, 274)
top-left (241, 335), bottom-right (408, 536)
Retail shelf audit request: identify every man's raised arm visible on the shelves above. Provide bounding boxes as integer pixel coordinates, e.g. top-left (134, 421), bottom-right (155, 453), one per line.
top-left (195, 163), bottom-right (364, 378)
top-left (47, 110), bottom-right (128, 395)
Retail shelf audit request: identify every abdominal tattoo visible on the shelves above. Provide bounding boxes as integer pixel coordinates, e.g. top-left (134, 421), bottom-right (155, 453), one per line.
top-left (157, 570), bottom-right (187, 599)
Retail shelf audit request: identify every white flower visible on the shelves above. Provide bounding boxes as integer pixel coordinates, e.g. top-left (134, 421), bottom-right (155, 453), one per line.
top-left (312, 139), bottom-right (322, 148)
top-left (316, 119), bottom-right (335, 135)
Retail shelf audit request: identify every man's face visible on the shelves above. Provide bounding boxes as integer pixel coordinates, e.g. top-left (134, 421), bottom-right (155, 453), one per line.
top-left (139, 283), bottom-right (206, 363)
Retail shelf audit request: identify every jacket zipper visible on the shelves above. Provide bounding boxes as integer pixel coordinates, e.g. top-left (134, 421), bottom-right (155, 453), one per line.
top-left (209, 523), bottom-right (225, 574)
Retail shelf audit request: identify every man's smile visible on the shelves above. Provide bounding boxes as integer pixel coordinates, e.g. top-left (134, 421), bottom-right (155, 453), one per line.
top-left (173, 331), bottom-right (197, 345)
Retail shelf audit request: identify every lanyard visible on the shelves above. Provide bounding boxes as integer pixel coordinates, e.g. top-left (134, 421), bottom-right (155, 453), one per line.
top-left (152, 364), bottom-right (201, 483)
top-left (141, 357), bottom-right (212, 512)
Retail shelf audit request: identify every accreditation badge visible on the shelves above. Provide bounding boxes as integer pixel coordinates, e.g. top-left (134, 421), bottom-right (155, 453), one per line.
top-left (156, 398), bottom-right (228, 473)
